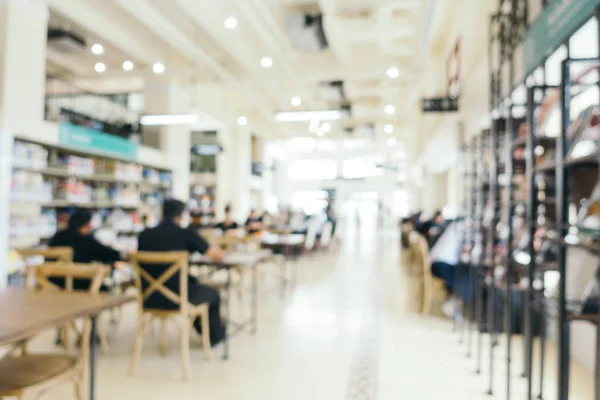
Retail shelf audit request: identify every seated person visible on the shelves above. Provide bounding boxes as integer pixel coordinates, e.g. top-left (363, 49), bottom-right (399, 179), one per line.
top-left (245, 209), bottom-right (265, 234)
top-left (49, 209), bottom-right (122, 290)
top-left (214, 209), bottom-right (239, 234)
top-left (187, 212), bottom-right (204, 233)
top-left (138, 199), bottom-right (226, 346)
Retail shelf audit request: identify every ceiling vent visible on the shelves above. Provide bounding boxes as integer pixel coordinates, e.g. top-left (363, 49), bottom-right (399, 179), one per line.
top-left (47, 29), bottom-right (86, 53)
top-left (286, 13), bottom-right (329, 52)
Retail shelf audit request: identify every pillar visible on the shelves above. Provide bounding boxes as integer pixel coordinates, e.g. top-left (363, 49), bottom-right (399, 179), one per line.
top-left (143, 78), bottom-right (191, 201)
top-left (0, 0), bottom-right (49, 287)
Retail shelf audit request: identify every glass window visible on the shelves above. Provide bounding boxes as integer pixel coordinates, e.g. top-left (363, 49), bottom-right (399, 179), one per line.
top-left (291, 190), bottom-right (329, 215)
top-left (545, 45), bottom-right (567, 86)
top-left (342, 157), bottom-right (384, 179)
top-left (288, 159), bottom-right (337, 180)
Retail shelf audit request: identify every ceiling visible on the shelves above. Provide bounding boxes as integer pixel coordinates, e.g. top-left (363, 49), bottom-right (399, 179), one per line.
top-left (46, 0), bottom-right (434, 142)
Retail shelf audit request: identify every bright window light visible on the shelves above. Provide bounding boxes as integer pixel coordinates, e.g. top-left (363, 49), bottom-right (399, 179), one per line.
top-left (261, 56), bottom-right (273, 68)
top-left (224, 17), bottom-right (238, 29)
top-left (91, 44), bottom-right (104, 55)
top-left (153, 63), bottom-right (165, 74)
top-left (343, 158), bottom-right (384, 179)
top-left (384, 124), bottom-right (394, 134)
top-left (387, 66), bottom-right (400, 78)
top-left (384, 105), bottom-right (395, 115)
top-left (122, 61), bottom-right (134, 71)
top-left (140, 114), bottom-right (200, 125)
top-left (238, 116), bottom-right (248, 126)
top-left (291, 96), bottom-right (302, 107)
top-left (94, 62), bottom-right (106, 73)
top-left (275, 110), bottom-right (342, 122)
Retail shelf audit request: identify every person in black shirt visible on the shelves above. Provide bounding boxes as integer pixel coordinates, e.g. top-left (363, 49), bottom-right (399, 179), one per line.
top-left (214, 208), bottom-right (239, 233)
top-left (137, 199), bottom-right (226, 346)
top-left (49, 209), bottom-right (121, 290)
top-left (245, 209), bottom-right (264, 234)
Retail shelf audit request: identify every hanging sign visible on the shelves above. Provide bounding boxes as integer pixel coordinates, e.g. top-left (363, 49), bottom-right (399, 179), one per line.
top-left (58, 123), bottom-right (138, 160)
top-left (523, 0), bottom-right (600, 75)
top-left (421, 97), bottom-right (459, 113)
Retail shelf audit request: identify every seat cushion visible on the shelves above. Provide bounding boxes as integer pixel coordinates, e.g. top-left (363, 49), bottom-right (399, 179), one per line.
top-left (0, 354), bottom-right (78, 392)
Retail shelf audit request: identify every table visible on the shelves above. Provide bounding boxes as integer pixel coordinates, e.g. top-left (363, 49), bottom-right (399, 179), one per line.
top-left (0, 288), bottom-right (134, 400)
top-left (261, 234), bottom-right (305, 293)
top-left (189, 251), bottom-right (271, 359)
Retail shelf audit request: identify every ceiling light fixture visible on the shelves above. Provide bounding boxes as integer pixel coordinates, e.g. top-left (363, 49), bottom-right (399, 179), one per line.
top-left (152, 63), bottom-right (165, 74)
top-left (140, 114), bottom-right (200, 126)
top-left (91, 44), bottom-right (104, 55)
top-left (224, 16), bottom-right (238, 29)
top-left (291, 96), bottom-right (302, 107)
top-left (261, 56), bottom-right (273, 68)
top-left (122, 61), bottom-right (134, 71)
top-left (309, 119), bottom-right (320, 132)
top-left (322, 122), bottom-right (331, 133)
top-left (384, 124), bottom-right (394, 134)
top-left (275, 110), bottom-right (342, 122)
top-left (238, 116), bottom-right (248, 126)
top-left (387, 137), bottom-right (397, 146)
top-left (384, 105), bottom-right (396, 115)
top-left (387, 66), bottom-right (400, 78)
top-left (94, 62), bottom-right (106, 73)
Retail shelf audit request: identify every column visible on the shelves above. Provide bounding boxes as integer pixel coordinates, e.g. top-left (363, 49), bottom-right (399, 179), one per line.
top-left (0, 0), bottom-right (49, 287)
top-left (143, 77), bottom-right (191, 201)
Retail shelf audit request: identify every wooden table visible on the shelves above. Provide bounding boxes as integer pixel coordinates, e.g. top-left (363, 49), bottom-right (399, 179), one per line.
top-left (189, 251), bottom-right (272, 359)
top-left (0, 288), bottom-right (134, 400)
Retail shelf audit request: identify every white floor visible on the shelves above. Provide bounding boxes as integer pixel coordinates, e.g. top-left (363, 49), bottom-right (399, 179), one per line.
top-left (25, 226), bottom-right (594, 399)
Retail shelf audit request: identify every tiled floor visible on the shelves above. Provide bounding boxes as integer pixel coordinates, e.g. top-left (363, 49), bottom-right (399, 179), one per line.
top-left (24, 225), bottom-right (594, 399)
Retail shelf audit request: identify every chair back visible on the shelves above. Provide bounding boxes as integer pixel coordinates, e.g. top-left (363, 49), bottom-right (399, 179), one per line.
top-left (305, 223), bottom-right (318, 251)
top-left (18, 247), bottom-right (73, 262)
top-left (320, 222), bottom-right (333, 248)
top-left (242, 235), bottom-right (262, 251)
top-left (128, 252), bottom-right (190, 314)
top-left (28, 262), bottom-right (109, 357)
top-left (27, 262), bottom-right (110, 293)
top-left (411, 232), bottom-right (433, 277)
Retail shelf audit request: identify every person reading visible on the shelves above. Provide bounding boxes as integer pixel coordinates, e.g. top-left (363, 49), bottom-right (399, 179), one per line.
top-left (137, 199), bottom-right (227, 346)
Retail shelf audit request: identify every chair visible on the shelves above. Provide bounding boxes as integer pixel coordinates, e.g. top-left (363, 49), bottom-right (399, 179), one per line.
top-left (411, 232), bottom-right (447, 316)
top-left (304, 224), bottom-right (318, 252)
top-left (17, 247), bottom-right (73, 262)
top-left (319, 222), bottom-right (333, 249)
top-left (128, 251), bottom-right (212, 382)
top-left (0, 263), bottom-right (108, 400)
top-left (400, 227), bottom-right (424, 313)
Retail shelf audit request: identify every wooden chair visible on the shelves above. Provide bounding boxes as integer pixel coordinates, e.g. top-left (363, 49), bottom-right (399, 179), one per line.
top-left (0, 263), bottom-right (108, 400)
top-left (17, 247), bottom-right (74, 262)
top-left (128, 251), bottom-right (212, 382)
top-left (400, 227), bottom-right (424, 313)
top-left (411, 232), bottom-right (447, 316)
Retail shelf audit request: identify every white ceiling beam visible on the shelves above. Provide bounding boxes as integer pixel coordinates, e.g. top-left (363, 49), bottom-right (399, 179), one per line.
top-left (111, 0), bottom-right (237, 83)
top-left (49, 0), bottom-right (161, 65)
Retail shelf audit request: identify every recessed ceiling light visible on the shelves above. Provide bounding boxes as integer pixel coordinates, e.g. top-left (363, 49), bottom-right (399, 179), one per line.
top-left (91, 44), bottom-right (104, 55)
top-left (238, 116), bottom-right (248, 126)
top-left (384, 124), bottom-right (394, 134)
top-left (122, 61), bottom-right (134, 71)
top-left (94, 62), bottom-right (106, 73)
top-left (387, 66), bottom-right (400, 78)
top-left (384, 105), bottom-right (395, 115)
top-left (261, 56), bottom-right (273, 68)
top-left (322, 122), bottom-right (331, 133)
top-left (224, 16), bottom-right (238, 29)
top-left (291, 96), bottom-right (302, 107)
top-left (309, 119), bottom-right (320, 132)
top-left (387, 137), bottom-right (397, 146)
top-left (153, 63), bottom-right (165, 74)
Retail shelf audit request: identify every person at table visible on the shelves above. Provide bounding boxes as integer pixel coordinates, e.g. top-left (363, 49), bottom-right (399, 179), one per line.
top-left (49, 209), bottom-right (121, 290)
top-left (214, 208), bottom-right (239, 234)
top-left (138, 198), bottom-right (227, 346)
top-left (245, 209), bottom-right (265, 234)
